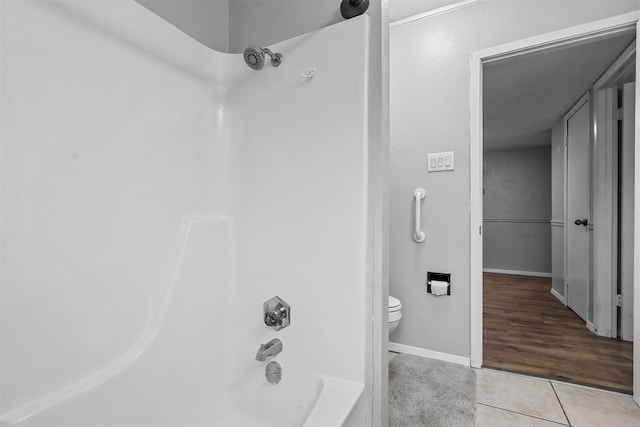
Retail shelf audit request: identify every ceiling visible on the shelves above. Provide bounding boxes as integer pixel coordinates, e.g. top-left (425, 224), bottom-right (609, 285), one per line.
top-left (483, 32), bottom-right (635, 151)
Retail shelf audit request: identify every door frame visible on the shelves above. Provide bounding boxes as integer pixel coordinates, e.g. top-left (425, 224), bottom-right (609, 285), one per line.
top-left (591, 41), bottom-right (636, 339)
top-left (469, 10), bottom-right (640, 403)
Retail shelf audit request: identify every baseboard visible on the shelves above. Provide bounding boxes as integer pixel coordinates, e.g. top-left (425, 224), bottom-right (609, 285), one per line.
top-left (550, 288), bottom-right (566, 305)
top-left (586, 321), bottom-right (596, 334)
top-left (388, 342), bottom-right (470, 367)
top-left (483, 268), bottom-right (552, 278)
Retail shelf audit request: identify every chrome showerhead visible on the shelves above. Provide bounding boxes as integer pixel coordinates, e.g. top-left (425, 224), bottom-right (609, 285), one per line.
top-left (243, 45), bottom-right (282, 70)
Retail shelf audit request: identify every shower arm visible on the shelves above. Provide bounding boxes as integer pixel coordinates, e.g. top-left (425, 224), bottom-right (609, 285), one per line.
top-left (262, 47), bottom-right (282, 66)
top-left (262, 48), bottom-right (276, 59)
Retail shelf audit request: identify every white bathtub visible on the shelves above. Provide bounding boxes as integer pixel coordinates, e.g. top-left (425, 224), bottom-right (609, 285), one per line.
top-left (2, 374), bottom-right (361, 427)
top-left (217, 376), bottom-right (363, 427)
top-left (1, 1), bottom-right (368, 425)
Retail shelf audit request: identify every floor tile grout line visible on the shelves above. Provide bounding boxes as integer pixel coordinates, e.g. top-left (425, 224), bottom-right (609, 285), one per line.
top-left (475, 402), bottom-right (570, 426)
top-left (550, 380), bottom-right (572, 426)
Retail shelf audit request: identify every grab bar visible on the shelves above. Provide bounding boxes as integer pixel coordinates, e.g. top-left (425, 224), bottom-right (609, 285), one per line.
top-left (414, 188), bottom-right (426, 243)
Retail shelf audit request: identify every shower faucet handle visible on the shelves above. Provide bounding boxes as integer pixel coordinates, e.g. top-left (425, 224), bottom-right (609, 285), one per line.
top-left (264, 309), bottom-right (284, 326)
top-left (263, 296), bottom-right (290, 331)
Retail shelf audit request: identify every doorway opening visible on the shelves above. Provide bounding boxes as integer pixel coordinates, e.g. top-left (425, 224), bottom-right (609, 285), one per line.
top-left (470, 12), bottom-right (640, 401)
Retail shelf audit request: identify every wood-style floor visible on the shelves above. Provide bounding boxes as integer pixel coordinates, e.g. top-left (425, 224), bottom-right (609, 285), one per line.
top-left (483, 273), bottom-right (633, 393)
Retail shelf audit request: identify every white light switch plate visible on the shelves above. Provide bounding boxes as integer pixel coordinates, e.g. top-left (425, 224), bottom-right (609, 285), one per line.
top-left (427, 151), bottom-right (454, 172)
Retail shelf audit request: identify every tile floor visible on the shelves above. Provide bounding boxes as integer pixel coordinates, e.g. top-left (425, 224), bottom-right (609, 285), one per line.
top-left (389, 352), bottom-right (640, 426)
top-left (475, 368), bottom-right (640, 426)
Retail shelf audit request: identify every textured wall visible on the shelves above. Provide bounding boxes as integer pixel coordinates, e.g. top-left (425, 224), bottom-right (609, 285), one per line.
top-left (390, 0), bottom-right (640, 358)
top-left (484, 145), bottom-right (552, 220)
top-left (483, 145), bottom-right (552, 274)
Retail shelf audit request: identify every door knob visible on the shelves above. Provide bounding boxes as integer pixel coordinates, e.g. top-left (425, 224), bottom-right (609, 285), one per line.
top-left (574, 218), bottom-right (588, 226)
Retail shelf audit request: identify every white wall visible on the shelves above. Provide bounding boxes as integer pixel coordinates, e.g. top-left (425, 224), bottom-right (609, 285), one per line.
top-left (1, 0), bottom-right (229, 413)
top-left (390, 0), bottom-right (640, 359)
top-left (135, 0), bottom-right (229, 51)
top-left (483, 145), bottom-right (552, 275)
top-left (227, 14), bottom-right (369, 389)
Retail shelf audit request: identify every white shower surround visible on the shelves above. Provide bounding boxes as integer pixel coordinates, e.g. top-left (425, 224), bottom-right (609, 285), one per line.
top-left (0, 1), bottom-right (369, 425)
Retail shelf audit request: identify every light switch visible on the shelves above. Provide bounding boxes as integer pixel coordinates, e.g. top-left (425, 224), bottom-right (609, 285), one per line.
top-left (427, 151), bottom-right (455, 172)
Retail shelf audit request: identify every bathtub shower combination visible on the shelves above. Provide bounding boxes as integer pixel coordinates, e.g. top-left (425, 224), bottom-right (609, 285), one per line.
top-left (0, 1), bottom-right (370, 426)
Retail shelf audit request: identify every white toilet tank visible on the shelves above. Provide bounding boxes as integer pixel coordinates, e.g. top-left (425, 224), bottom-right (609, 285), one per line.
top-left (388, 296), bottom-right (402, 335)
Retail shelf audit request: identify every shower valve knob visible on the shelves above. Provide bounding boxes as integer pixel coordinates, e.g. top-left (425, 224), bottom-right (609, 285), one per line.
top-left (264, 311), bottom-right (282, 326)
top-left (263, 296), bottom-right (290, 331)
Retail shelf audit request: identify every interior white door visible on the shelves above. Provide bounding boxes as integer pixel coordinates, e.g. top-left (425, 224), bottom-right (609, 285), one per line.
top-left (621, 82), bottom-right (635, 342)
top-left (566, 97), bottom-right (591, 322)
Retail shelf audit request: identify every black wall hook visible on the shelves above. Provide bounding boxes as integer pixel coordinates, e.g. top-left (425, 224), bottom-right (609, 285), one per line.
top-left (340, 0), bottom-right (369, 19)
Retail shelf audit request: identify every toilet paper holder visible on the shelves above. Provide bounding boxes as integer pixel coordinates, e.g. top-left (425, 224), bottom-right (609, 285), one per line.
top-left (427, 272), bottom-right (451, 295)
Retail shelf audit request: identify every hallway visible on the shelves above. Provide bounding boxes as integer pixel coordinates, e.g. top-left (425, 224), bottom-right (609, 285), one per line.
top-left (483, 273), bottom-right (633, 393)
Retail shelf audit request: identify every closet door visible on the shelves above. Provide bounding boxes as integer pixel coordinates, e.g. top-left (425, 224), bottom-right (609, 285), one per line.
top-left (566, 96), bottom-right (591, 322)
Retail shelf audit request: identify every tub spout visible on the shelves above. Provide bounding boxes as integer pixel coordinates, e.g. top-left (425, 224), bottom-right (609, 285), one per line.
top-left (255, 338), bottom-right (283, 361)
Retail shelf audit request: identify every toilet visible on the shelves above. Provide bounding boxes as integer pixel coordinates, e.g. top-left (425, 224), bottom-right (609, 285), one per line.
top-left (388, 296), bottom-right (402, 335)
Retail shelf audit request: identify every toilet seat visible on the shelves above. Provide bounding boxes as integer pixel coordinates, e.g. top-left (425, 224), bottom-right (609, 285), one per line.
top-left (388, 296), bottom-right (402, 312)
